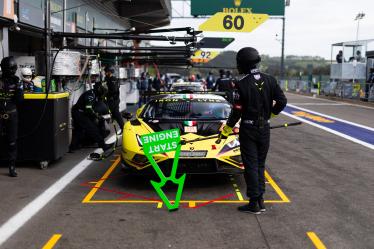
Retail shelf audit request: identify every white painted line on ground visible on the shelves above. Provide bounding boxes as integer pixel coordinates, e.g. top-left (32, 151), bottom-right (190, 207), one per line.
top-left (288, 104), bottom-right (374, 131)
top-left (0, 135), bottom-right (117, 247)
top-left (281, 111), bottom-right (374, 150)
top-left (286, 92), bottom-right (374, 110)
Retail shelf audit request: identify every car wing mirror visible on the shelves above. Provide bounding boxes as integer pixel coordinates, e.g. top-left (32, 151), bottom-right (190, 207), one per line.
top-left (122, 112), bottom-right (133, 120)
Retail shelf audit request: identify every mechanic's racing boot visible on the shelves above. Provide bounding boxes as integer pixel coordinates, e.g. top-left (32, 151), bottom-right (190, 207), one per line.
top-left (258, 197), bottom-right (266, 212)
top-left (103, 142), bottom-right (115, 152)
top-left (238, 199), bottom-right (261, 214)
top-left (89, 142), bottom-right (116, 161)
top-left (8, 162), bottom-right (18, 177)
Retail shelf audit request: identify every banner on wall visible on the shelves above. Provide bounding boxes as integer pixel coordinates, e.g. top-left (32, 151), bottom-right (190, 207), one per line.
top-left (19, 0), bottom-right (44, 27)
top-left (1, 0), bottom-right (14, 19)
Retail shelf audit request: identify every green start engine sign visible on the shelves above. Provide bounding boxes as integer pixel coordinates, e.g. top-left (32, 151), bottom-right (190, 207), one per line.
top-left (191, 0), bottom-right (285, 16)
top-left (141, 129), bottom-right (186, 211)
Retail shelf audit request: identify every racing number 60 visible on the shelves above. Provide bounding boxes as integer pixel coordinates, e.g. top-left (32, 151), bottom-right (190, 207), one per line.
top-left (223, 15), bottom-right (244, 30)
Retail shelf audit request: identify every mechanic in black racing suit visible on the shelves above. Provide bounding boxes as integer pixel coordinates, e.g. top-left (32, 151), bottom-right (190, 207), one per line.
top-left (213, 69), bottom-right (235, 104)
top-left (69, 84), bottom-right (114, 152)
top-left (217, 47), bottom-right (287, 214)
top-left (104, 65), bottom-right (124, 134)
top-left (0, 57), bottom-right (24, 177)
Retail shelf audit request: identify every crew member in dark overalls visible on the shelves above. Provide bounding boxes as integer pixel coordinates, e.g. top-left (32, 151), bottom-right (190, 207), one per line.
top-left (366, 68), bottom-right (374, 101)
top-left (69, 84), bottom-right (113, 152)
top-left (104, 65), bottom-right (124, 134)
top-left (0, 57), bottom-right (24, 177)
top-left (217, 47), bottom-right (287, 214)
top-left (213, 69), bottom-right (235, 103)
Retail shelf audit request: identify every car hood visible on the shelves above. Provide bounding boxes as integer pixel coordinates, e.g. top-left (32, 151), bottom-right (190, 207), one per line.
top-left (143, 120), bottom-right (223, 136)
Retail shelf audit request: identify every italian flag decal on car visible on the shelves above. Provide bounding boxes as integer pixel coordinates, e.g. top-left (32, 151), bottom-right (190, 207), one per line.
top-left (182, 94), bottom-right (193, 100)
top-left (184, 121), bottom-right (197, 126)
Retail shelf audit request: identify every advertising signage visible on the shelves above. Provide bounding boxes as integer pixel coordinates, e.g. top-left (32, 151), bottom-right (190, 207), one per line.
top-left (191, 0), bottom-right (285, 16)
top-left (19, 0), bottom-right (63, 30)
top-left (1, 0), bottom-right (14, 19)
top-left (19, 0), bottom-right (44, 27)
top-left (198, 37), bottom-right (235, 49)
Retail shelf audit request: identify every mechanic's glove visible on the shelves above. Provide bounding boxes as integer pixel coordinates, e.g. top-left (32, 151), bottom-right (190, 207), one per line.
top-left (216, 125), bottom-right (233, 144)
top-left (101, 114), bottom-right (112, 121)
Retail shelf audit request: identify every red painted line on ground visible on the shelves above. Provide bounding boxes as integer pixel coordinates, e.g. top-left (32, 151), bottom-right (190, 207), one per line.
top-left (182, 193), bottom-right (235, 209)
top-left (116, 193), bottom-right (134, 200)
top-left (80, 182), bottom-right (161, 202)
top-left (82, 175), bottom-right (237, 209)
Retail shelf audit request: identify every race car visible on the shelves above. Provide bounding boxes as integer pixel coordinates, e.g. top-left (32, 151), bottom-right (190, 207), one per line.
top-left (121, 93), bottom-right (244, 174)
top-left (170, 81), bottom-right (206, 92)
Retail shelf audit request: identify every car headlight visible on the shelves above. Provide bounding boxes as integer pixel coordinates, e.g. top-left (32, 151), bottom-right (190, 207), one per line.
top-left (218, 138), bottom-right (240, 155)
top-left (136, 135), bottom-right (143, 146)
top-left (226, 138), bottom-right (240, 149)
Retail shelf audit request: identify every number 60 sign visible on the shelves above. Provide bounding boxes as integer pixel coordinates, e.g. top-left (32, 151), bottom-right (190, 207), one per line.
top-left (199, 12), bottom-right (269, 33)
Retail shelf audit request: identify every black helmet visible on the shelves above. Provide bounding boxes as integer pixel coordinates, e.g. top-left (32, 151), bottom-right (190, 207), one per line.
top-left (1, 56), bottom-right (18, 76)
top-left (93, 101), bottom-right (110, 115)
top-left (104, 65), bottom-right (115, 74)
top-left (236, 47), bottom-right (261, 69)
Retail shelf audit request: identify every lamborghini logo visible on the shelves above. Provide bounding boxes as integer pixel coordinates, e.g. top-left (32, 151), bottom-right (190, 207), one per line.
top-left (234, 0), bottom-right (242, 7)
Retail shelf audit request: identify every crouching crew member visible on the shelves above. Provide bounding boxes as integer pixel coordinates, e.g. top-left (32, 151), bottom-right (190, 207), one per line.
top-left (69, 84), bottom-right (114, 152)
top-left (0, 57), bottom-right (24, 177)
top-left (217, 47), bottom-right (287, 214)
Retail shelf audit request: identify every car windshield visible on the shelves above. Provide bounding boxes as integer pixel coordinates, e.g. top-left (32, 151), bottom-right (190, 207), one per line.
top-left (142, 99), bottom-right (231, 120)
top-left (171, 85), bottom-right (202, 91)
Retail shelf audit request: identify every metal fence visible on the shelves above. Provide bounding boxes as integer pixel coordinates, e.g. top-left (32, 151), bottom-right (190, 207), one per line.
top-left (279, 80), bottom-right (374, 102)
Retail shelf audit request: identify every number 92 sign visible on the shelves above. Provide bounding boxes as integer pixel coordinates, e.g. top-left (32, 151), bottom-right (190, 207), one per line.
top-left (191, 50), bottom-right (219, 63)
top-left (199, 12), bottom-right (269, 33)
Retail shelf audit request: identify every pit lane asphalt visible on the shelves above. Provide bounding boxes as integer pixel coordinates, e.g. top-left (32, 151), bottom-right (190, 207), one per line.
top-left (0, 93), bottom-right (373, 249)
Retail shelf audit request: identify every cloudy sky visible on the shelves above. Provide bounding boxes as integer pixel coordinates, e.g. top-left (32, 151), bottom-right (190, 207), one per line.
top-left (154, 0), bottom-right (374, 59)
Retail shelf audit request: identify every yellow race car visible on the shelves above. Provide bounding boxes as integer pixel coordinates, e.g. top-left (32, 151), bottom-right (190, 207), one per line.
top-left (121, 93), bottom-right (244, 174)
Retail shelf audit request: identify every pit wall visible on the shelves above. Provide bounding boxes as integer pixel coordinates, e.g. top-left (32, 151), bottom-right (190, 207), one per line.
top-left (279, 80), bottom-right (374, 102)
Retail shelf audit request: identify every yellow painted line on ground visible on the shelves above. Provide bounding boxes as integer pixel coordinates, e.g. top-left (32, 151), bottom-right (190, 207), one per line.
top-left (82, 156), bottom-right (121, 203)
top-left (229, 176), bottom-right (245, 201)
top-left (265, 171), bottom-right (291, 203)
top-left (42, 234), bottom-right (62, 249)
top-left (85, 200), bottom-right (287, 204)
top-left (235, 190), bottom-right (244, 201)
top-left (307, 232), bottom-right (327, 249)
top-left (83, 160), bottom-right (289, 205)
